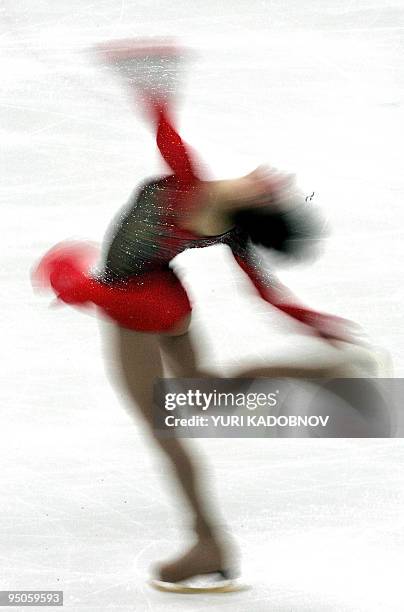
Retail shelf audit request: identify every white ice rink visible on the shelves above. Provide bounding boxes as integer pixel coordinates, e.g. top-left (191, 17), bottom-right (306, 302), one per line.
top-left (2, 1), bottom-right (404, 610)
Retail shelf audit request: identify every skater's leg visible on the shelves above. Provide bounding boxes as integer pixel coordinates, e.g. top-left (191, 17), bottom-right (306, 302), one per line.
top-left (105, 323), bottom-right (230, 580)
top-left (156, 298), bottom-right (366, 380)
top-left (230, 348), bottom-right (375, 379)
top-left (158, 329), bottom-right (200, 378)
top-left (110, 324), bottom-right (216, 534)
top-left (158, 319), bottom-right (218, 378)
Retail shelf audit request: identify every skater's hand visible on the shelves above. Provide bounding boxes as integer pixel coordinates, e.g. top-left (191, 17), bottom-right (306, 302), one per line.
top-left (308, 312), bottom-right (365, 346)
top-left (218, 166), bottom-right (296, 212)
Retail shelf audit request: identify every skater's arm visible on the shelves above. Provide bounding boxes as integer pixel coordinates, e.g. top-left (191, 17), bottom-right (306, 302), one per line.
top-left (155, 105), bottom-right (198, 184)
top-left (234, 251), bottom-right (357, 343)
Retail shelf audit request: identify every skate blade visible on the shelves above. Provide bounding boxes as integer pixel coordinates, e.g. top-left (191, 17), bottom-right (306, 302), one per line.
top-left (149, 577), bottom-right (248, 594)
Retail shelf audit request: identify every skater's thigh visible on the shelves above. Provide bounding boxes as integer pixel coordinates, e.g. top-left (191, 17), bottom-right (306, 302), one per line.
top-left (102, 314), bottom-right (192, 424)
top-left (102, 324), bottom-right (162, 423)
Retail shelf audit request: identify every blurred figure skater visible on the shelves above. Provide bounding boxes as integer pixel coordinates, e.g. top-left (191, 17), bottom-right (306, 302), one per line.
top-left (32, 39), bottom-right (386, 590)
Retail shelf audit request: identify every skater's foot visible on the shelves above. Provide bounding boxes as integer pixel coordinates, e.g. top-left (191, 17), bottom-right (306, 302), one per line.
top-left (156, 537), bottom-right (234, 584)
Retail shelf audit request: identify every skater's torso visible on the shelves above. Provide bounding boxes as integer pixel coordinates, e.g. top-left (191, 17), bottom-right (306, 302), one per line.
top-left (101, 175), bottom-right (250, 282)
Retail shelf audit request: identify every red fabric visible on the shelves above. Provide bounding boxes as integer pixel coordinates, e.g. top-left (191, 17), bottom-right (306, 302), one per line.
top-left (32, 243), bottom-right (191, 333)
top-left (154, 104), bottom-right (198, 185)
top-left (34, 95), bottom-right (353, 339)
top-left (32, 105), bottom-right (201, 334)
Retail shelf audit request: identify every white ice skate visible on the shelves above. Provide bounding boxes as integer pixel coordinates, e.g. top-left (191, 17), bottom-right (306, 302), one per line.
top-left (149, 537), bottom-right (248, 594)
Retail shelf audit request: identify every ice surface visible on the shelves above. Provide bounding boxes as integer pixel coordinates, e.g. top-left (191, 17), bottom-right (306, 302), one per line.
top-left (1, 1), bottom-right (404, 610)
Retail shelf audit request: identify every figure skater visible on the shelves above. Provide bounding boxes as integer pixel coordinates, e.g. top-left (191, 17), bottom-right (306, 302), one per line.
top-left (32, 39), bottom-right (384, 591)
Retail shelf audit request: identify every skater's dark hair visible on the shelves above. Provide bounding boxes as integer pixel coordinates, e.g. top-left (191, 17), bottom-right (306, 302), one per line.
top-left (232, 203), bottom-right (326, 260)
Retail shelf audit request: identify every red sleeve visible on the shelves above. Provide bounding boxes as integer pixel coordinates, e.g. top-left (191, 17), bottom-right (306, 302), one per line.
top-left (154, 104), bottom-right (198, 184)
